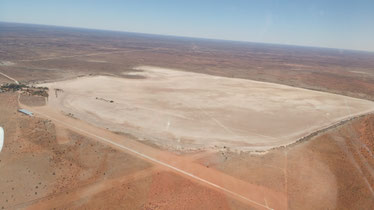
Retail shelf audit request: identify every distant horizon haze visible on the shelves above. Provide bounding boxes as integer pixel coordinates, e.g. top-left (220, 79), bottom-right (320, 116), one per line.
top-left (1, 0), bottom-right (373, 52)
top-left (2, 20), bottom-right (373, 54)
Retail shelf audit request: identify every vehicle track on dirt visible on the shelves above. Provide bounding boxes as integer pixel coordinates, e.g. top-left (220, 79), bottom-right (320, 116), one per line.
top-left (0, 71), bottom-right (19, 84)
top-left (22, 103), bottom-right (287, 210)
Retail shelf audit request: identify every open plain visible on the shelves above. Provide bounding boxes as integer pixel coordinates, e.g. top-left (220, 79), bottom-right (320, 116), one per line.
top-left (42, 66), bottom-right (374, 152)
top-left (1, 22), bottom-right (374, 209)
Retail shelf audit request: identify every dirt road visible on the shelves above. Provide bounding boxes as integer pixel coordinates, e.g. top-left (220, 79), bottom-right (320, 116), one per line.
top-left (23, 104), bottom-right (287, 210)
top-left (0, 71), bottom-right (19, 84)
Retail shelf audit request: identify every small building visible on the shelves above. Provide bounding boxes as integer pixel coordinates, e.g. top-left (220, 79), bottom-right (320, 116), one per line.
top-left (18, 109), bottom-right (33, 116)
top-left (0, 126), bottom-right (4, 152)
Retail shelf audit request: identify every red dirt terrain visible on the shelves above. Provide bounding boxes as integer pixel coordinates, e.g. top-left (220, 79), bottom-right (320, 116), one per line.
top-left (197, 114), bottom-right (374, 209)
top-left (1, 91), bottom-right (373, 209)
top-left (0, 93), bottom-right (268, 209)
top-left (1, 22), bottom-right (374, 101)
top-left (1, 22), bottom-right (374, 209)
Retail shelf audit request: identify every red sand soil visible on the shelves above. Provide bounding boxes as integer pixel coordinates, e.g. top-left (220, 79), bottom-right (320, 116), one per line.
top-left (1, 93), bottom-right (373, 209)
top-left (1, 93), bottom-right (275, 209)
top-left (197, 114), bottom-right (374, 210)
top-left (1, 23), bottom-right (374, 209)
top-left (23, 100), bottom-right (286, 209)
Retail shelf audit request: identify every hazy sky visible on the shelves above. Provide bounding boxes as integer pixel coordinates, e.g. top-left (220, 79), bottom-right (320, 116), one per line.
top-left (1, 0), bottom-right (374, 51)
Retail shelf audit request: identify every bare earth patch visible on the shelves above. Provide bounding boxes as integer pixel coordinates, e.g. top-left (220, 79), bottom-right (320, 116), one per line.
top-left (41, 66), bottom-right (374, 152)
top-left (19, 94), bottom-right (46, 106)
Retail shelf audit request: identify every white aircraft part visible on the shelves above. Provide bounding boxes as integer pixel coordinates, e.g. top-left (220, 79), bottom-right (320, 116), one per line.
top-left (0, 127), bottom-right (3, 152)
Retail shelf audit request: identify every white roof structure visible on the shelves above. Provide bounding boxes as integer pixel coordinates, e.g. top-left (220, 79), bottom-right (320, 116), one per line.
top-left (0, 127), bottom-right (3, 152)
top-left (18, 109), bottom-right (33, 116)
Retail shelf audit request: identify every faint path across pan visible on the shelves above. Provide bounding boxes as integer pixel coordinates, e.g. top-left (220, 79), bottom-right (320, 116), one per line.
top-left (191, 101), bottom-right (282, 141)
top-left (0, 71), bottom-right (19, 84)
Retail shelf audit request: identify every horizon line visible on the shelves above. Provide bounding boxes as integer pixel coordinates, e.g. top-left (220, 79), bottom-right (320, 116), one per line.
top-left (2, 20), bottom-right (374, 54)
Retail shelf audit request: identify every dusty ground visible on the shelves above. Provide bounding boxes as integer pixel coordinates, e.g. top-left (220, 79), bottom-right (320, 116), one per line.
top-left (1, 91), bottom-right (373, 209)
top-left (1, 93), bottom-right (260, 210)
top-left (19, 94), bottom-right (46, 106)
top-left (197, 113), bottom-right (374, 209)
top-left (1, 22), bottom-right (374, 100)
top-left (1, 22), bottom-right (374, 209)
top-left (0, 77), bottom-right (11, 85)
top-left (0, 93), bottom-right (148, 209)
top-left (42, 66), bottom-right (374, 152)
